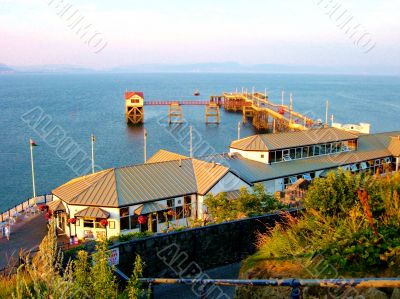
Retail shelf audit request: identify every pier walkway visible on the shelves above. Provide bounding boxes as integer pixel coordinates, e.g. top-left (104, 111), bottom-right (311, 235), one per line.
top-left (0, 214), bottom-right (47, 269)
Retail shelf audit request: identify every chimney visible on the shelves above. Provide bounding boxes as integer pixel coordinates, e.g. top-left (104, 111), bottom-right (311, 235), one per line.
top-left (179, 159), bottom-right (182, 167)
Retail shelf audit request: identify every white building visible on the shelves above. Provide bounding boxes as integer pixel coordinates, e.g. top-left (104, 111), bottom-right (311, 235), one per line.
top-left (49, 154), bottom-right (249, 240)
top-left (48, 127), bottom-right (400, 240)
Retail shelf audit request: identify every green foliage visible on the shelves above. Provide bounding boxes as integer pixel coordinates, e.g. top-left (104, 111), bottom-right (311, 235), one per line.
top-left (109, 231), bottom-right (153, 244)
top-left (250, 172), bottom-right (400, 277)
top-left (4, 220), bottom-right (147, 298)
top-left (89, 241), bottom-right (118, 299)
top-left (126, 255), bottom-right (148, 299)
top-left (204, 184), bottom-right (285, 223)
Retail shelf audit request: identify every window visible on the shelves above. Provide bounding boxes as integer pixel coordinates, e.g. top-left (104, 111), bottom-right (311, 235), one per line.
top-left (108, 221), bottom-right (115, 229)
top-left (351, 164), bottom-right (358, 172)
top-left (320, 144), bottom-right (327, 155)
top-left (303, 173), bottom-right (312, 181)
top-left (289, 176), bottom-right (297, 184)
top-left (313, 145), bottom-right (320, 156)
top-left (269, 151), bottom-right (275, 163)
top-left (260, 154), bottom-right (265, 159)
top-left (360, 162), bottom-right (368, 170)
top-left (184, 196), bottom-right (192, 218)
top-left (84, 219), bottom-right (94, 228)
top-left (290, 149), bottom-right (296, 159)
top-left (120, 216), bottom-right (130, 230)
top-left (296, 148), bottom-right (302, 159)
top-left (384, 157), bottom-right (392, 164)
top-left (157, 211), bottom-right (167, 223)
top-left (302, 147), bottom-right (309, 158)
top-left (120, 207), bottom-right (129, 217)
top-left (130, 215), bottom-right (139, 229)
top-left (275, 151), bottom-right (283, 162)
top-left (167, 199), bottom-right (174, 208)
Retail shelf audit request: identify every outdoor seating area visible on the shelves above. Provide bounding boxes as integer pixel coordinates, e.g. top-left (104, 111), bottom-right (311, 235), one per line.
top-left (0, 195), bottom-right (53, 239)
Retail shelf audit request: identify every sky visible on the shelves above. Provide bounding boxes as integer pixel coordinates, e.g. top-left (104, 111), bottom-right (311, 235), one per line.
top-left (0, 0), bottom-right (399, 70)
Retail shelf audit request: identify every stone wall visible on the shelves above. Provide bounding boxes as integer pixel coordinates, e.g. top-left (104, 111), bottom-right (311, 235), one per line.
top-left (111, 208), bottom-right (300, 277)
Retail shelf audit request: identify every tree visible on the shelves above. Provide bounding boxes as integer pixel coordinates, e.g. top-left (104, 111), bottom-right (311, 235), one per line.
top-left (126, 255), bottom-right (148, 299)
top-left (89, 241), bottom-right (118, 299)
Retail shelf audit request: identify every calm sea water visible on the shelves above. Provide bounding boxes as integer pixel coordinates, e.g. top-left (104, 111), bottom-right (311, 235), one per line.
top-left (0, 73), bottom-right (399, 211)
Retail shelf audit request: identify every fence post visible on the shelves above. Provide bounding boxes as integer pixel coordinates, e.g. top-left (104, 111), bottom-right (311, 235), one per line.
top-left (290, 279), bottom-right (301, 299)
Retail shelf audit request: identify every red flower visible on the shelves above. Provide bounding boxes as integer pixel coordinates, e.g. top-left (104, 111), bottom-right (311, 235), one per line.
top-left (167, 209), bottom-right (175, 216)
top-left (68, 218), bottom-right (76, 224)
top-left (44, 211), bottom-right (52, 220)
top-left (39, 205), bottom-right (48, 212)
top-left (100, 219), bottom-right (108, 226)
top-left (138, 215), bottom-right (147, 225)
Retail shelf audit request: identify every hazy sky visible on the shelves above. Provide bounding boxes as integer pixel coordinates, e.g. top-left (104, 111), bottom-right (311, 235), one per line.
top-left (1, 0), bottom-right (399, 69)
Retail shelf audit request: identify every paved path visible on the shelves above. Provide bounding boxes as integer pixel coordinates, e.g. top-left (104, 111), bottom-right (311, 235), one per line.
top-left (153, 263), bottom-right (241, 299)
top-left (0, 214), bottom-right (48, 269)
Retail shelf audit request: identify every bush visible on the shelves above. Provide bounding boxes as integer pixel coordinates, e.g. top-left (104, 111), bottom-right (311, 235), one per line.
top-left (248, 172), bottom-right (400, 276)
top-left (204, 184), bottom-right (285, 223)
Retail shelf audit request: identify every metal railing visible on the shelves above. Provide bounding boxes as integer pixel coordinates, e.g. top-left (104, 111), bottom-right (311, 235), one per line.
top-left (0, 194), bottom-right (53, 223)
top-left (113, 270), bottom-right (400, 299)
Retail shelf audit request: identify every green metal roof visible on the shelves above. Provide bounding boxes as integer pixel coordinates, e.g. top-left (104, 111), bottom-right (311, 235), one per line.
top-left (207, 131), bottom-right (400, 184)
top-left (230, 127), bottom-right (359, 151)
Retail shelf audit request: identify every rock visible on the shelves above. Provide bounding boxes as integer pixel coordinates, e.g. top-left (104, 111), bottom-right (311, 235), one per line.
top-left (391, 288), bottom-right (400, 299)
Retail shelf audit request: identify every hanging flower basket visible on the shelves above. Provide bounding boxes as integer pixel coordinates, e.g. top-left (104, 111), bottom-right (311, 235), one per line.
top-left (44, 211), bottom-right (52, 220)
top-left (167, 209), bottom-right (175, 216)
top-left (39, 205), bottom-right (48, 212)
top-left (99, 219), bottom-right (108, 227)
top-left (138, 215), bottom-right (148, 225)
top-left (68, 218), bottom-right (76, 224)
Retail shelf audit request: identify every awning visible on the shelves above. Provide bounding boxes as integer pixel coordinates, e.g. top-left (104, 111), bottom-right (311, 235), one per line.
top-left (47, 199), bottom-right (66, 212)
top-left (134, 202), bottom-right (168, 215)
top-left (75, 207), bottom-right (110, 219)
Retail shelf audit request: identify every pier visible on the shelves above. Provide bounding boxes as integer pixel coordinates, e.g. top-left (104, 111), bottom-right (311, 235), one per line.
top-left (125, 90), bottom-right (316, 131)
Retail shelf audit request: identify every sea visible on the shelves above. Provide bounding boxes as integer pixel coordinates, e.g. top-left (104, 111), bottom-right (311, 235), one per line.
top-left (0, 73), bottom-right (399, 211)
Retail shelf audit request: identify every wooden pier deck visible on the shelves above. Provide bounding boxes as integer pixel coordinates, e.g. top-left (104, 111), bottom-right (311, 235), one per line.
top-left (223, 91), bottom-right (315, 131)
top-left (127, 91), bottom-right (316, 131)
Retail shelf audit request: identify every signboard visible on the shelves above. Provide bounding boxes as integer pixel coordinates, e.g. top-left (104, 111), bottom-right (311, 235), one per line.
top-left (108, 248), bottom-right (119, 266)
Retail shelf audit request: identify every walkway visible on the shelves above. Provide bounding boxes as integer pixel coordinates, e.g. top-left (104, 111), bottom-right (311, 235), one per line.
top-left (0, 213), bottom-right (48, 269)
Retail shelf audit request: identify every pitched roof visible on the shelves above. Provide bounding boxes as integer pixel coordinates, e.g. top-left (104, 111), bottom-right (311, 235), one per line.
top-left (147, 150), bottom-right (229, 195)
top-left (75, 206), bottom-right (110, 219)
top-left (125, 91), bottom-right (144, 100)
top-left (116, 159), bottom-right (197, 206)
top-left (147, 150), bottom-right (188, 163)
top-left (53, 154), bottom-right (231, 207)
top-left (47, 199), bottom-right (66, 212)
top-left (388, 137), bottom-right (400, 157)
top-left (192, 159), bottom-right (229, 195)
top-left (206, 131), bottom-right (400, 184)
top-left (52, 169), bottom-right (118, 207)
top-left (230, 127), bottom-right (359, 151)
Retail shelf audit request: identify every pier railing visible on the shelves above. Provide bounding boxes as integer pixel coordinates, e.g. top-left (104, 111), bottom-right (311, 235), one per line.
top-left (114, 274), bottom-right (400, 299)
top-left (0, 194), bottom-right (53, 223)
